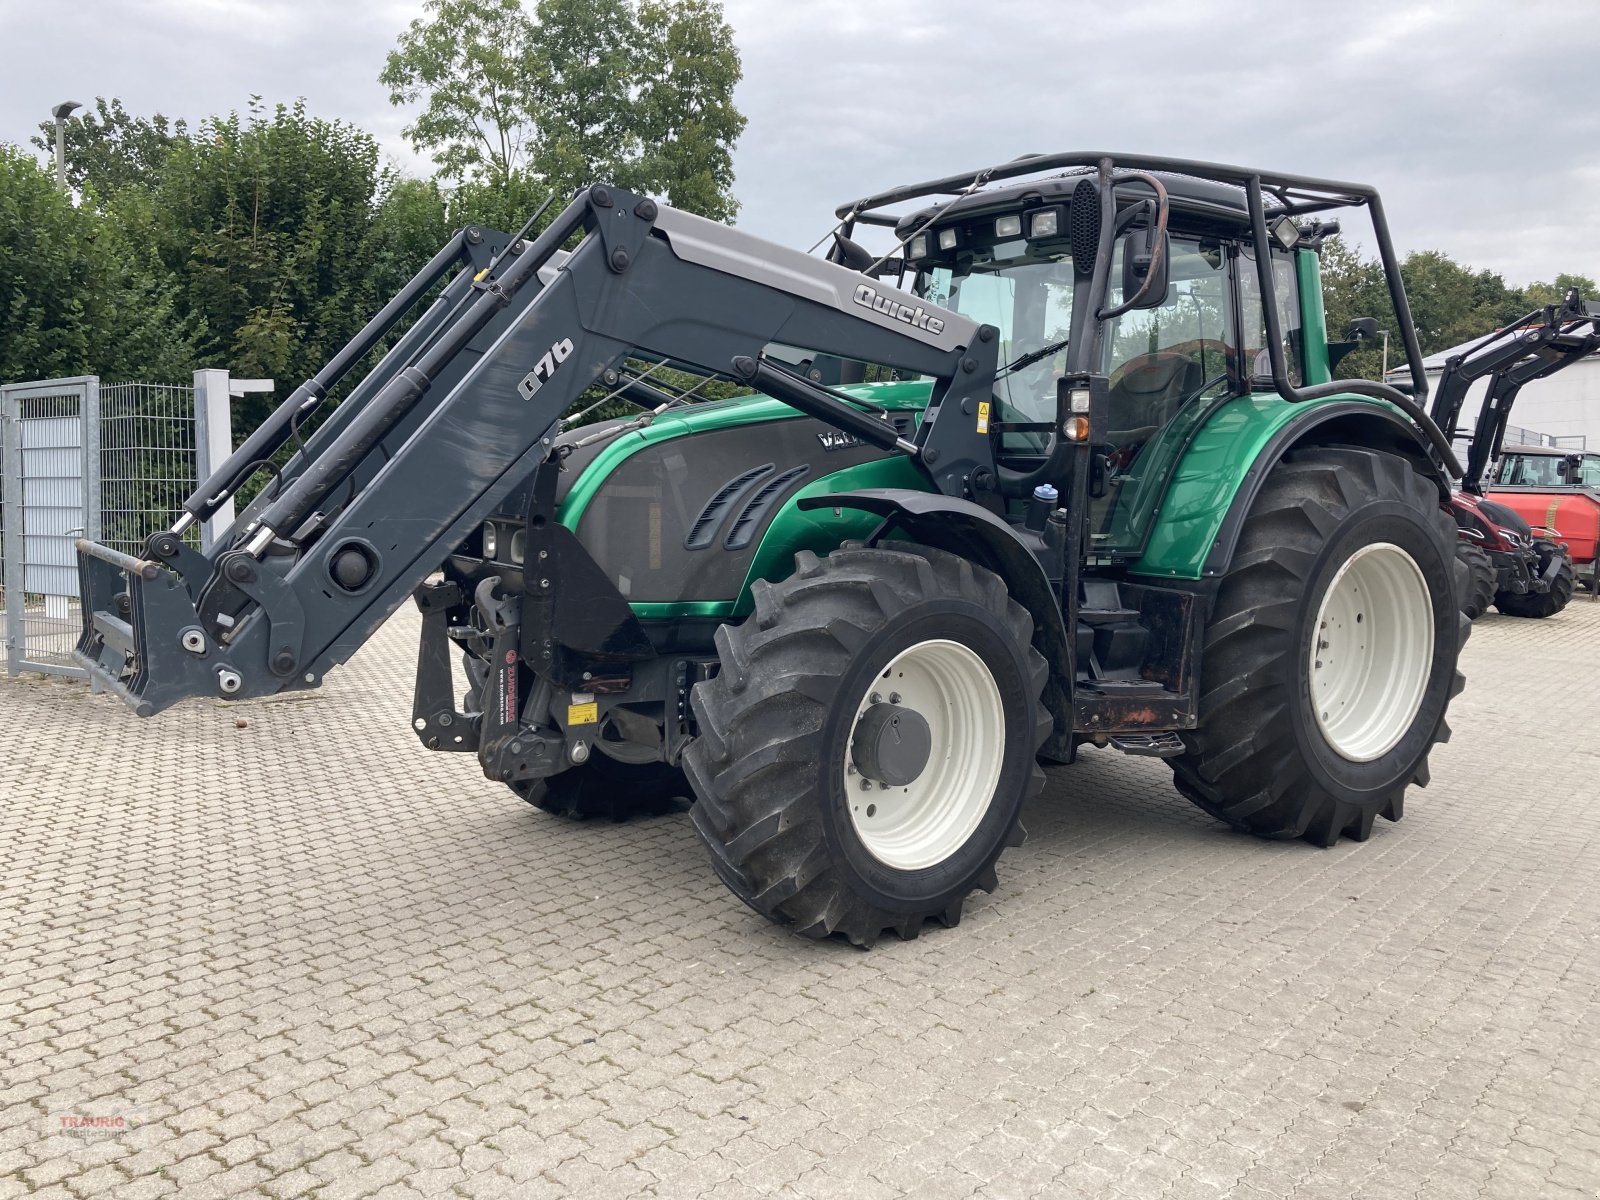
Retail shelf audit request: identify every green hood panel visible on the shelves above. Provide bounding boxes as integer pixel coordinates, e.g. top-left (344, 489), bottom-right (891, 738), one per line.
top-left (560, 379), bottom-right (936, 620)
top-left (556, 378), bottom-right (933, 533)
top-left (625, 455), bottom-right (930, 620)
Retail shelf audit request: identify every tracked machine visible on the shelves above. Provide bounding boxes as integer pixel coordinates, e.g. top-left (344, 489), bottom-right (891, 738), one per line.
top-left (78, 154), bottom-right (1474, 946)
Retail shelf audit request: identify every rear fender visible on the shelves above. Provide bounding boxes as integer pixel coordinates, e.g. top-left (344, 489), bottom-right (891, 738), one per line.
top-left (795, 488), bottom-right (1073, 758)
top-left (1134, 399), bottom-right (1447, 581)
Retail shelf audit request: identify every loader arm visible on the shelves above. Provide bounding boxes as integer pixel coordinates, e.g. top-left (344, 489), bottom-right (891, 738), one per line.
top-left (1426, 289), bottom-right (1600, 494)
top-left (75, 186), bottom-right (1005, 715)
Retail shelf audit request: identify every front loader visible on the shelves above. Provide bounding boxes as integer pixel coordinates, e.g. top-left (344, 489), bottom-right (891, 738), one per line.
top-left (78, 153), bottom-right (1472, 946)
top-left (1426, 290), bottom-right (1600, 618)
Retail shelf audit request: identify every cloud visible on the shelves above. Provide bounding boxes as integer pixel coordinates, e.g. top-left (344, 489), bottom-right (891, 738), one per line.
top-left (1, 0), bottom-right (1596, 284)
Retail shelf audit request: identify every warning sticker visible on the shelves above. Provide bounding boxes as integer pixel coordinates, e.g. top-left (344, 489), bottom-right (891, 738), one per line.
top-left (976, 400), bottom-right (990, 434)
top-left (567, 701), bottom-right (598, 725)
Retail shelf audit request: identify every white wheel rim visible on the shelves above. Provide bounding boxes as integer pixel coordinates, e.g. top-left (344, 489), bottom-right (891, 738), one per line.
top-left (844, 639), bottom-right (1004, 871)
top-left (1309, 542), bottom-right (1434, 762)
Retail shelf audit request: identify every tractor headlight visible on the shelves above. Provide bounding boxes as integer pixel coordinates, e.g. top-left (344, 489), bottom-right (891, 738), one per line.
top-left (1029, 208), bottom-right (1061, 239)
top-left (938, 227), bottom-right (959, 251)
top-left (908, 234), bottom-right (928, 260)
top-left (994, 214), bottom-right (1022, 238)
top-left (481, 521), bottom-right (498, 559)
top-left (509, 529), bottom-right (526, 565)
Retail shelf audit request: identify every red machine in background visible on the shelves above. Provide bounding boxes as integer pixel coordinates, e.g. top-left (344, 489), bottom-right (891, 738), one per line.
top-left (1487, 446), bottom-right (1600, 591)
top-left (1427, 289), bottom-right (1600, 618)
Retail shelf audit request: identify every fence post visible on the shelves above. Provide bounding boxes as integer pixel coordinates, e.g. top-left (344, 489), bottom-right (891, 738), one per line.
top-left (193, 370), bottom-right (234, 553)
top-left (2, 385), bottom-right (20, 676)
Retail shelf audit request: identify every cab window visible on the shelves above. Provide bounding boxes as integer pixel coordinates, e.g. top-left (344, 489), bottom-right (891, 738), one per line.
top-left (1103, 238), bottom-right (1233, 442)
top-left (1238, 246), bottom-right (1303, 388)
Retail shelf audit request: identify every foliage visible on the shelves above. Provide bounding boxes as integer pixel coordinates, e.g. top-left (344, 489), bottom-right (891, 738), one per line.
top-left (1318, 237), bottom-right (1597, 381)
top-left (380, 0), bottom-right (539, 186)
top-left (381, 0), bottom-right (745, 221)
top-left (0, 145), bottom-right (190, 384)
top-left (136, 99), bottom-right (451, 433)
top-left (30, 97), bottom-right (189, 195)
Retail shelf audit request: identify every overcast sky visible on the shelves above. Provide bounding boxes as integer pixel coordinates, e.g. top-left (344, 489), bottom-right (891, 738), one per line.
top-left (2, 0), bottom-right (1597, 284)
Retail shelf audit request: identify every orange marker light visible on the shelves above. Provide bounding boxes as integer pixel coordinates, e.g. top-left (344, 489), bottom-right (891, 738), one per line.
top-left (1062, 416), bottom-right (1091, 442)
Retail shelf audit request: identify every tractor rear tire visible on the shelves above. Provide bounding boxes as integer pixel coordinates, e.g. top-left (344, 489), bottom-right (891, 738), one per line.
top-left (1170, 447), bottom-right (1467, 847)
top-left (1493, 543), bottom-right (1574, 618)
top-left (1456, 543), bottom-right (1496, 620)
top-left (511, 756), bottom-right (692, 821)
top-left (684, 544), bottom-right (1050, 947)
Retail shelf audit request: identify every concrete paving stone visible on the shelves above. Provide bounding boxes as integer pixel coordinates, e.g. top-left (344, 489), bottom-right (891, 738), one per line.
top-left (6, 605), bottom-right (1600, 1198)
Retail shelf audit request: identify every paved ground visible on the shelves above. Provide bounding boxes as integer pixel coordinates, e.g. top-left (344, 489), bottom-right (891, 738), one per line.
top-left (3, 600), bottom-right (1598, 1200)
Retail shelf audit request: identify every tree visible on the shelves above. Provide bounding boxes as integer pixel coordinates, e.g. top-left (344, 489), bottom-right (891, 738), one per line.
top-left (380, 0), bottom-right (539, 186)
top-left (0, 145), bottom-right (192, 385)
top-left (29, 97), bottom-right (189, 196)
top-left (1316, 240), bottom-right (1597, 381)
top-left (1523, 273), bottom-right (1599, 309)
top-left (137, 99), bottom-right (429, 430)
top-left (0, 146), bottom-right (98, 381)
top-left (631, 0), bottom-right (745, 221)
top-left (381, 0), bottom-right (744, 219)
top-left (524, 0), bottom-right (640, 200)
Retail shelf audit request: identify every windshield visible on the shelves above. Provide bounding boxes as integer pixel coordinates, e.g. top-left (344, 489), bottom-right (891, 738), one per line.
top-left (916, 232), bottom-right (1240, 555)
top-left (920, 250), bottom-right (1075, 425)
top-left (917, 237), bottom-right (1234, 439)
top-left (1498, 453), bottom-right (1600, 486)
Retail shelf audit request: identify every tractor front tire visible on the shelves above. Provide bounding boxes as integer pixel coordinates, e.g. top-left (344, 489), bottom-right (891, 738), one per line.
top-left (1456, 543), bottom-right (1496, 620)
top-left (1493, 543), bottom-right (1574, 618)
top-left (1171, 447), bottom-right (1466, 847)
top-left (684, 544), bottom-right (1050, 947)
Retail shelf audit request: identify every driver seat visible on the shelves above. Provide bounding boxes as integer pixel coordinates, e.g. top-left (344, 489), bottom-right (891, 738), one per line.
top-left (1108, 352), bottom-right (1204, 434)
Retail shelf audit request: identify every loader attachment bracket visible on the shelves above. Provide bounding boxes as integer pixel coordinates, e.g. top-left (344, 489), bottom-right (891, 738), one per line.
top-left (518, 521), bottom-right (656, 688)
top-left (74, 541), bottom-right (220, 716)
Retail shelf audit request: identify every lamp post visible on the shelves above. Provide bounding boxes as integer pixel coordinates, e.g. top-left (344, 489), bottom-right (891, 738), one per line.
top-left (50, 100), bottom-right (82, 191)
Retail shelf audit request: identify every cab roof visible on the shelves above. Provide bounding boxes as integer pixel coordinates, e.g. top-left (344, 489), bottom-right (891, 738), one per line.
top-left (892, 170), bottom-right (1259, 241)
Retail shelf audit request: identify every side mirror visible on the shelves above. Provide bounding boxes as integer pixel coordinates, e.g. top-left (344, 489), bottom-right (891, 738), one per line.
top-left (1328, 317), bottom-right (1382, 370)
top-left (1346, 316), bottom-right (1381, 343)
top-left (1561, 453), bottom-right (1583, 480)
top-left (828, 232), bottom-right (876, 273)
top-left (1120, 227), bottom-right (1169, 309)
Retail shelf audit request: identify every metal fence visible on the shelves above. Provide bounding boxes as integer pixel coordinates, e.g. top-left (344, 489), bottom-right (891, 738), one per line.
top-left (99, 382), bottom-right (199, 556)
top-left (1, 373), bottom-right (249, 680)
top-left (1, 378), bottom-right (101, 676)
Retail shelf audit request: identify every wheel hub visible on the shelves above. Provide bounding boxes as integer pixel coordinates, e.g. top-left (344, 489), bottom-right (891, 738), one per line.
top-left (843, 639), bottom-right (1005, 871)
top-left (850, 702), bottom-right (933, 786)
top-left (1309, 541), bottom-right (1434, 762)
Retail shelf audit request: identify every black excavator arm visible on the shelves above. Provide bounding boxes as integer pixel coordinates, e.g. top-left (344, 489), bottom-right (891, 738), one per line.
top-left (74, 186), bottom-right (1007, 715)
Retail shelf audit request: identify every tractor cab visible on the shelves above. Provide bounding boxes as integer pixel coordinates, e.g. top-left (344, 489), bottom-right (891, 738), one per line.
top-left (886, 171), bottom-right (1319, 559)
top-left (1493, 445), bottom-right (1600, 489)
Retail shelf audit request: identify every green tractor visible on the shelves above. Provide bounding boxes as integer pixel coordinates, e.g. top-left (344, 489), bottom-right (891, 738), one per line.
top-left (77, 153), bottom-right (1468, 947)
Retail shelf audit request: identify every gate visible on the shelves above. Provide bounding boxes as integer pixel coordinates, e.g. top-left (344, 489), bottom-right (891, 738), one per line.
top-left (1, 377), bottom-right (100, 676)
top-left (1, 372), bottom-right (258, 679)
